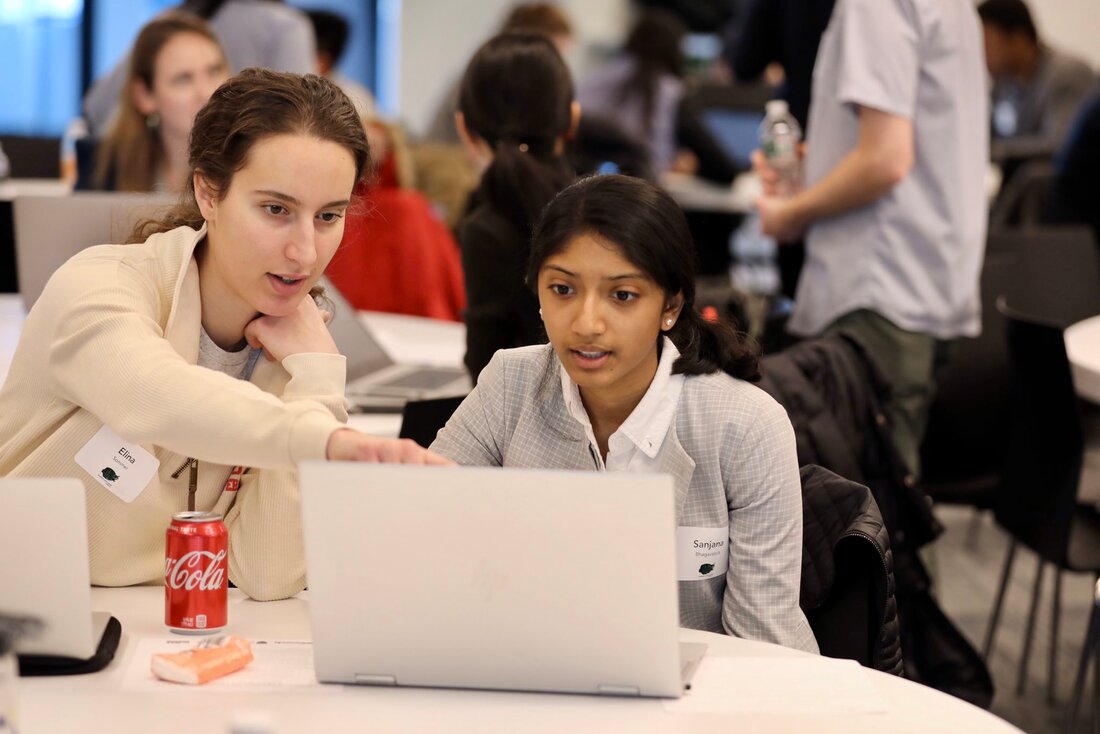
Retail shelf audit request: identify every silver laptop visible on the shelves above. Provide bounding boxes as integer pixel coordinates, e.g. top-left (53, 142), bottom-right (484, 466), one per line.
top-left (0, 478), bottom-right (110, 657)
top-left (321, 277), bottom-right (470, 404)
top-left (13, 192), bottom-right (173, 311)
top-left (299, 462), bottom-right (704, 697)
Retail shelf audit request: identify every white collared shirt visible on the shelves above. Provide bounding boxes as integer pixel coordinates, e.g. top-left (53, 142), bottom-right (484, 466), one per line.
top-left (560, 337), bottom-right (686, 472)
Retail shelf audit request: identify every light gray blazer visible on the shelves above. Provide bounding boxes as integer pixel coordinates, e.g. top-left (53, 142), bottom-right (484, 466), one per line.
top-left (431, 345), bottom-right (819, 654)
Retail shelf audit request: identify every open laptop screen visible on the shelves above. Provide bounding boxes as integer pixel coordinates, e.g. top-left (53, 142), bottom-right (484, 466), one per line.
top-left (320, 280), bottom-right (395, 379)
top-left (699, 109), bottom-right (764, 170)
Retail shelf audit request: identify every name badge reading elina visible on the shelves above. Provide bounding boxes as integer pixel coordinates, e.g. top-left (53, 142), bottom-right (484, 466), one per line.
top-left (677, 526), bottom-right (730, 581)
top-left (74, 425), bottom-right (160, 503)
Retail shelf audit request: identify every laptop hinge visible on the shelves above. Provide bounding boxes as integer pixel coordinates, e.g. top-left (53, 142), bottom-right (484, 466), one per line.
top-left (354, 674), bottom-right (397, 686)
top-left (597, 684), bottom-right (641, 696)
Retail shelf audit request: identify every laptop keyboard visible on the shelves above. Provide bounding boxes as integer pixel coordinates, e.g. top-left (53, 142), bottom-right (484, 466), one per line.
top-left (375, 369), bottom-right (463, 390)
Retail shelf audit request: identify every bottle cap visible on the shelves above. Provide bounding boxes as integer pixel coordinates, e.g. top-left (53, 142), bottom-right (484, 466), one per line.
top-left (765, 100), bottom-right (790, 119)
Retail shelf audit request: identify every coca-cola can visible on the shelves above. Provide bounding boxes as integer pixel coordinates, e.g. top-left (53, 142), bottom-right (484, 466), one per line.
top-left (165, 511), bottom-right (228, 634)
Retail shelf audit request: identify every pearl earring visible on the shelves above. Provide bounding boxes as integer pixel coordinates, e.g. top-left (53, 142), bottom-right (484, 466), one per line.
top-left (539, 308), bottom-right (543, 318)
top-left (666, 319), bottom-right (673, 327)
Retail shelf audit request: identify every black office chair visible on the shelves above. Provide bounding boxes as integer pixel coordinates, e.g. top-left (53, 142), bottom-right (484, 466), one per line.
top-left (984, 299), bottom-right (1100, 724)
top-left (798, 464), bottom-right (903, 675)
top-left (989, 158), bottom-right (1057, 232)
top-left (919, 244), bottom-right (1019, 513)
top-left (921, 227), bottom-right (1100, 521)
top-left (399, 396), bottom-right (464, 449)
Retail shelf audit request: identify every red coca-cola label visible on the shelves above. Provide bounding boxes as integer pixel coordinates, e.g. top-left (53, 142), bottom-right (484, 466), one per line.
top-left (165, 512), bottom-right (228, 633)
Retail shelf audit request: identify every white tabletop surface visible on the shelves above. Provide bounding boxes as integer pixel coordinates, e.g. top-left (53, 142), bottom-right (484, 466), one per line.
top-left (15, 587), bottom-right (1022, 734)
top-left (659, 166), bottom-right (1000, 216)
top-left (0, 177), bottom-right (71, 201)
top-left (0, 294), bottom-right (464, 439)
top-left (1066, 315), bottom-right (1100, 404)
top-left (660, 171), bottom-right (760, 214)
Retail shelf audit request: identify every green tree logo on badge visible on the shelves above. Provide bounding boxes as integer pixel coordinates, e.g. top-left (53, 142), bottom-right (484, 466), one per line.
top-left (101, 467), bottom-right (119, 483)
top-left (698, 563), bottom-right (714, 575)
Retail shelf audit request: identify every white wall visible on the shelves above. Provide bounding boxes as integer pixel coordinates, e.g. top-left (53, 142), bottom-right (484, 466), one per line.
top-left (392, 0), bottom-right (632, 138)
top-left (1028, 0), bottom-right (1100, 70)
top-left (394, 0), bottom-right (514, 136)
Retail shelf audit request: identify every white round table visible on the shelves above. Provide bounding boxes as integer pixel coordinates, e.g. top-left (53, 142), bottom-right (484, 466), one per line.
top-left (1066, 315), bottom-right (1100, 404)
top-left (17, 587), bottom-right (1022, 734)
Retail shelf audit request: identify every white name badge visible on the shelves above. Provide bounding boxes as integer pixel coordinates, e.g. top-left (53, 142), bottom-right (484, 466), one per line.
top-left (677, 526), bottom-right (730, 581)
top-left (74, 425), bottom-right (160, 503)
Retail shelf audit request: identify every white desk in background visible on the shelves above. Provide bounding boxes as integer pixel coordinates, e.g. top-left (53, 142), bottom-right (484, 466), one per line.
top-left (0, 294), bottom-right (465, 439)
top-left (661, 165), bottom-right (1002, 217)
top-left (18, 587), bottom-right (1022, 734)
top-left (344, 309), bottom-right (466, 438)
top-left (1066, 315), bottom-right (1100, 404)
top-left (661, 171), bottom-right (760, 214)
top-left (0, 177), bottom-right (70, 201)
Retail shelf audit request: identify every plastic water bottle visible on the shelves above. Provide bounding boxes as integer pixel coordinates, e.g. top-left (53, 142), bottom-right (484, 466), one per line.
top-left (60, 117), bottom-right (88, 187)
top-left (759, 100), bottom-right (802, 197)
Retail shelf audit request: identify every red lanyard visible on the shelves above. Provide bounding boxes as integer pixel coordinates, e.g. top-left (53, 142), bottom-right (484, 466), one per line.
top-left (223, 465), bottom-right (247, 493)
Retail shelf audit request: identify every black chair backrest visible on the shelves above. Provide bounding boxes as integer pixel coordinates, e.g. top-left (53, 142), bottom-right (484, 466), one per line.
top-left (989, 158), bottom-right (1056, 231)
top-left (997, 226), bottom-right (1100, 328)
top-left (799, 465), bottom-right (899, 673)
top-left (918, 226), bottom-right (1098, 491)
top-left (399, 396), bottom-right (464, 449)
top-left (920, 242), bottom-right (1021, 486)
top-left (571, 114), bottom-right (655, 183)
top-left (995, 302), bottom-right (1085, 565)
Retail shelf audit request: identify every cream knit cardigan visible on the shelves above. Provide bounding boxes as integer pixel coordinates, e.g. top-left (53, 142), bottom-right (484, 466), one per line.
top-left (0, 225), bottom-right (348, 601)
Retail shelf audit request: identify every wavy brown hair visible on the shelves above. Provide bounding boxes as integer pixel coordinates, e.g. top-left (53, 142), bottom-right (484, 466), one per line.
top-left (97, 13), bottom-right (224, 192)
top-left (130, 68), bottom-right (371, 243)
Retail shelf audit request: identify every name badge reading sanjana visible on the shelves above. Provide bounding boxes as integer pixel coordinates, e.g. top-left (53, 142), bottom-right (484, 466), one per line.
top-left (677, 526), bottom-right (730, 581)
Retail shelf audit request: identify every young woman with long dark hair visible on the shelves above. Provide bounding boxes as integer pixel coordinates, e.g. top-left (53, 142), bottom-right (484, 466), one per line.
top-left (432, 175), bottom-right (818, 652)
top-left (454, 31), bottom-right (578, 381)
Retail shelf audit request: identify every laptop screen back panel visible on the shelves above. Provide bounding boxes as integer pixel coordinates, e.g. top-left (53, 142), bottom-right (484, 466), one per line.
top-left (0, 478), bottom-right (96, 658)
top-left (299, 463), bottom-right (683, 697)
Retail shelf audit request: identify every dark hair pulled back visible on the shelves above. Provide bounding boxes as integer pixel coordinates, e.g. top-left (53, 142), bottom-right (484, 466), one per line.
top-left (621, 10), bottom-right (686, 135)
top-left (130, 68), bottom-right (370, 242)
top-left (459, 32), bottom-right (575, 233)
top-left (527, 174), bottom-right (760, 381)
top-left (977, 0), bottom-right (1039, 42)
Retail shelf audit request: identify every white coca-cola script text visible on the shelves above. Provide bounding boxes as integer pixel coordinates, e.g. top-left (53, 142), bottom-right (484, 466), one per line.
top-left (165, 550), bottom-right (226, 591)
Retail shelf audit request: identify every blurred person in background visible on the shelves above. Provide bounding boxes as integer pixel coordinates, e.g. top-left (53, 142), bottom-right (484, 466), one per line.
top-left (77, 13), bottom-right (228, 193)
top-left (455, 32), bottom-right (578, 381)
top-left (84, 0), bottom-right (315, 135)
top-left (727, 0), bottom-right (836, 133)
top-left (1047, 90), bottom-right (1100, 244)
top-left (424, 3), bottom-right (574, 145)
top-left (576, 10), bottom-right (690, 173)
top-left (978, 0), bottom-right (1096, 162)
top-left (755, 0), bottom-right (989, 478)
top-left (306, 9), bottom-right (377, 120)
